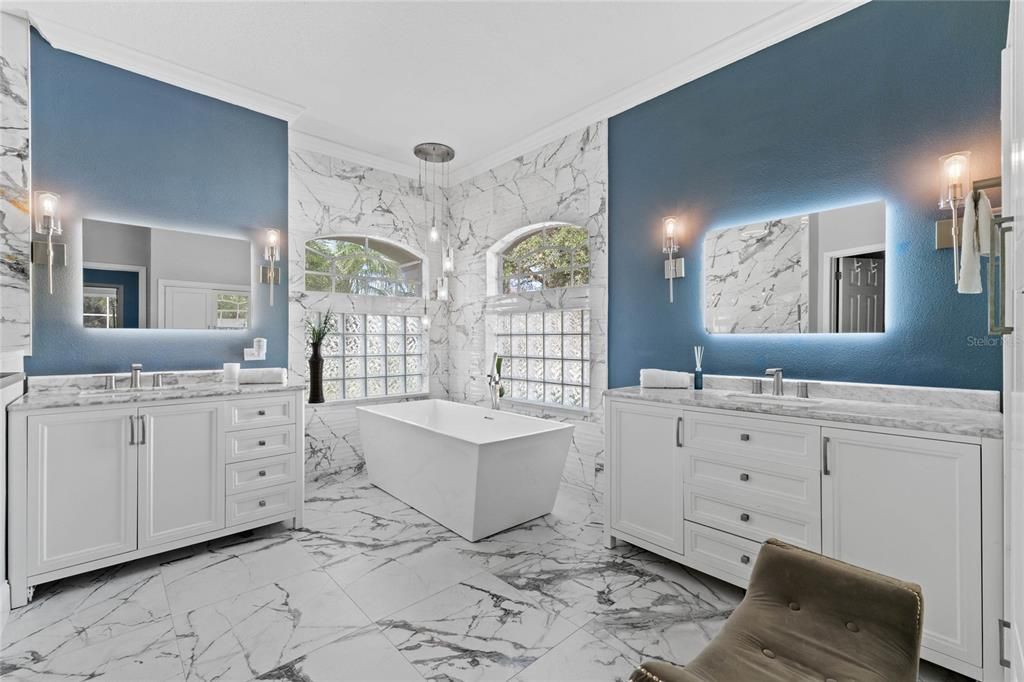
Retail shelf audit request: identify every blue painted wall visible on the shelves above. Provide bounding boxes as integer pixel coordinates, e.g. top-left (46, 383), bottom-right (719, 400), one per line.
top-left (26, 30), bottom-right (288, 375)
top-left (608, 1), bottom-right (1009, 391)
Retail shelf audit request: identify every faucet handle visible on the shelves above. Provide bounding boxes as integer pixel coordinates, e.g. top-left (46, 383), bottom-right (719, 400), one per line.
top-left (765, 368), bottom-right (782, 376)
top-left (132, 363), bottom-right (143, 371)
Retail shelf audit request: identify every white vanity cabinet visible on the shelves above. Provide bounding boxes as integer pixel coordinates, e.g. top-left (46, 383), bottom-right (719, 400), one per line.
top-left (139, 402), bottom-right (223, 548)
top-left (605, 395), bottom-right (1004, 681)
top-left (606, 401), bottom-right (685, 554)
top-left (8, 386), bottom-right (305, 608)
top-left (820, 427), bottom-right (983, 669)
top-left (26, 407), bottom-right (139, 575)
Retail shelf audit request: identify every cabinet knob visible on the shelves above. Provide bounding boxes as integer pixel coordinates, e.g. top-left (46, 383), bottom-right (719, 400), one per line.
top-left (740, 554), bottom-right (751, 565)
top-left (257, 409), bottom-right (266, 416)
top-left (740, 512), bottom-right (751, 522)
top-left (740, 433), bottom-right (750, 441)
top-left (258, 499), bottom-right (267, 507)
top-left (258, 470), bottom-right (267, 477)
top-left (739, 473), bottom-right (750, 482)
top-left (258, 440), bottom-right (267, 446)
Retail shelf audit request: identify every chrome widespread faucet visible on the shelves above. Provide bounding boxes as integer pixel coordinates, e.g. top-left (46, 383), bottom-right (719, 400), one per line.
top-left (130, 363), bottom-right (143, 389)
top-left (765, 368), bottom-right (784, 396)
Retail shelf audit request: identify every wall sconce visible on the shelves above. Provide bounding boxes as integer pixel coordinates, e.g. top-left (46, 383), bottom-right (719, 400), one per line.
top-left (662, 216), bottom-right (685, 303)
top-left (31, 190), bottom-right (66, 295)
top-left (939, 152), bottom-right (971, 283)
top-left (260, 228), bottom-right (281, 306)
top-left (436, 275), bottom-right (449, 302)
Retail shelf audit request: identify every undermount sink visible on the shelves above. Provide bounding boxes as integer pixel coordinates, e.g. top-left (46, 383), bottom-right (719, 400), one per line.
top-left (723, 392), bottom-right (822, 407)
top-left (79, 385), bottom-right (188, 396)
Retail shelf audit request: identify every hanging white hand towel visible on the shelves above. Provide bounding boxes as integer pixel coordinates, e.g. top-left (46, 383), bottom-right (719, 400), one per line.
top-left (958, 194), bottom-right (982, 294)
top-left (977, 190), bottom-right (994, 256)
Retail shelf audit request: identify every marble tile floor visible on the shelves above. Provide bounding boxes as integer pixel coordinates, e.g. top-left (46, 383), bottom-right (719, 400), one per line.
top-left (1, 471), bottom-right (970, 682)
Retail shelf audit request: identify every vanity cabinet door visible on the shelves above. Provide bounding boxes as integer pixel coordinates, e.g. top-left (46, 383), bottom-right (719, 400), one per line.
top-left (138, 402), bottom-right (224, 548)
top-left (820, 428), bottom-right (982, 667)
top-left (27, 408), bottom-right (138, 575)
top-left (607, 400), bottom-right (685, 553)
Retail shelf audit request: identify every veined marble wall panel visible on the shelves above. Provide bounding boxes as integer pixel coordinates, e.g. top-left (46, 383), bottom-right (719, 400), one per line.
top-left (0, 13), bottom-right (32, 364)
top-left (289, 145), bottom-right (448, 478)
top-left (445, 122), bottom-right (608, 495)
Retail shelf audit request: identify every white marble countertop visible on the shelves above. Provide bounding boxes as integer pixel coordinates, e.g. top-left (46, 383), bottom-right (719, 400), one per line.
top-left (8, 380), bottom-right (305, 412)
top-left (604, 386), bottom-right (1003, 440)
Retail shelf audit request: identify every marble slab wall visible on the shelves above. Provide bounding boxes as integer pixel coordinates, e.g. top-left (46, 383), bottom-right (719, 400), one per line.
top-left (704, 215), bottom-right (810, 333)
top-left (288, 146), bottom-right (448, 479)
top-left (445, 122), bottom-right (609, 495)
top-left (0, 13), bottom-right (32, 367)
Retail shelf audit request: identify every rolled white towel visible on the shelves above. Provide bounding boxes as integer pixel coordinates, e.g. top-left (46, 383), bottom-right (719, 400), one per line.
top-left (238, 368), bottom-right (288, 385)
top-left (640, 369), bottom-right (691, 389)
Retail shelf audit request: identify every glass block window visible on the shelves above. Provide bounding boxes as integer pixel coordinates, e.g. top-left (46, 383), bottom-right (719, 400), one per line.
top-left (307, 313), bottom-right (425, 401)
top-left (305, 236), bottom-right (422, 296)
top-left (494, 309), bottom-right (590, 408)
top-left (501, 224), bottom-right (589, 294)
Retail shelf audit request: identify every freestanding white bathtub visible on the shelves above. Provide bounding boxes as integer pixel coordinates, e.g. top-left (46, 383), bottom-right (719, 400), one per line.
top-left (356, 399), bottom-right (573, 541)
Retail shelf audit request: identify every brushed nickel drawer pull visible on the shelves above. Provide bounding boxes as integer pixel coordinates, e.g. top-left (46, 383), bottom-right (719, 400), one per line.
top-left (740, 554), bottom-right (751, 565)
top-left (675, 417), bottom-right (683, 448)
top-left (258, 440), bottom-right (267, 446)
top-left (257, 409), bottom-right (267, 416)
top-left (258, 470), bottom-right (267, 477)
top-left (740, 433), bottom-right (750, 441)
top-left (258, 499), bottom-right (267, 507)
top-left (740, 512), bottom-right (751, 522)
top-left (739, 473), bottom-right (750, 482)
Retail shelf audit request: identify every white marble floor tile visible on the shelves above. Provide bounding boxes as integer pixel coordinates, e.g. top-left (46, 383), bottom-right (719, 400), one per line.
top-left (2, 617), bottom-right (183, 681)
top-left (172, 568), bottom-right (371, 681)
top-left (160, 532), bottom-right (318, 614)
top-left (255, 625), bottom-right (425, 681)
top-left (379, 571), bottom-right (578, 682)
top-left (513, 627), bottom-right (640, 682)
top-left (1, 558), bottom-right (171, 668)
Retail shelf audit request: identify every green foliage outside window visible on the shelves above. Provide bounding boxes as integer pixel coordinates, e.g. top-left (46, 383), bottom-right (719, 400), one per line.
top-left (502, 225), bottom-right (589, 293)
top-left (305, 237), bottom-right (420, 296)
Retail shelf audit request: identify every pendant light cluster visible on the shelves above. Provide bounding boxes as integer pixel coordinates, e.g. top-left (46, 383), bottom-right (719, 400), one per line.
top-left (415, 142), bottom-right (456, 331)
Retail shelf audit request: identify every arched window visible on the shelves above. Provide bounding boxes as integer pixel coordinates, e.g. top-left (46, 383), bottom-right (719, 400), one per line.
top-left (500, 224), bottom-right (589, 294)
top-left (305, 236), bottom-right (423, 296)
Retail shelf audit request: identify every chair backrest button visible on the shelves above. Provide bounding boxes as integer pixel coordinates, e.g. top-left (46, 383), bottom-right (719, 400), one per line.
top-left (846, 622), bottom-right (859, 632)
top-left (788, 602), bottom-right (800, 611)
top-left (762, 648), bottom-right (775, 659)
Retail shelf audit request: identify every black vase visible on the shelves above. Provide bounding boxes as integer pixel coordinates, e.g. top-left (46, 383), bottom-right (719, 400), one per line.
top-left (308, 341), bottom-right (325, 404)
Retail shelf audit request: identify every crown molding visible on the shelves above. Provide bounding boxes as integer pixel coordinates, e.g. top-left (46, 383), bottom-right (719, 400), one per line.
top-left (447, 0), bottom-right (868, 185)
top-left (289, 129), bottom-right (422, 179)
top-left (26, 11), bottom-right (304, 122)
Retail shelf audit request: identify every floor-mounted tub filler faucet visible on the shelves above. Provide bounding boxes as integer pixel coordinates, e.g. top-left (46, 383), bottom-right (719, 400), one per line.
top-left (765, 367), bottom-right (784, 396)
top-left (486, 353), bottom-right (503, 410)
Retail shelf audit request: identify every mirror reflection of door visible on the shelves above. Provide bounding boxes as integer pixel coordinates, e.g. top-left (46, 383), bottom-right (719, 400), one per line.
top-left (832, 253), bottom-right (885, 332)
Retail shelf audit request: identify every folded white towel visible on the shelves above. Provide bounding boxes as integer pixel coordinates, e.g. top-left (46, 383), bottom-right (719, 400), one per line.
top-left (640, 369), bottom-right (691, 389)
top-left (238, 368), bottom-right (288, 385)
top-left (978, 190), bottom-right (994, 256)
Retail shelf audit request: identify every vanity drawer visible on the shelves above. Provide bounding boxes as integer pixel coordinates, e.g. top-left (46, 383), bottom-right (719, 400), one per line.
top-left (683, 483), bottom-right (821, 551)
top-left (226, 454), bottom-right (295, 494)
top-left (684, 450), bottom-right (820, 513)
top-left (225, 425), bottom-right (296, 463)
top-left (684, 522), bottom-right (763, 585)
top-left (225, 395), bottom-right (296, 431)
top-left (683, 411), bottom-right (820, 469)
top-left (226, 484), bottom-right (295, 527)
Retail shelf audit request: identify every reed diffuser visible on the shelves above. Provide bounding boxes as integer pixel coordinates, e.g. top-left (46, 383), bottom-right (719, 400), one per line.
top-left (693, 345), bottom-right (704, 390)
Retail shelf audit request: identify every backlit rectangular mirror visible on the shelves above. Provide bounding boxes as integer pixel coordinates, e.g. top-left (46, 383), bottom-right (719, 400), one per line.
top-left (82, 219), bottom-right (252, 330)
top-left (704, 200), bottom-right (885, 334)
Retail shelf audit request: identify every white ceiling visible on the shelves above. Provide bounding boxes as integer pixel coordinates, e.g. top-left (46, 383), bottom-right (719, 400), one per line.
top-left (11, 1), bottom-right (862, 180)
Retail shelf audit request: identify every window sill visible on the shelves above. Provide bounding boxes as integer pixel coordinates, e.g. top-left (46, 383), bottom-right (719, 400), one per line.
top-left (500, 397), bottom-right (592, 418)
top-left (308, 392), bottom-right (431, 408)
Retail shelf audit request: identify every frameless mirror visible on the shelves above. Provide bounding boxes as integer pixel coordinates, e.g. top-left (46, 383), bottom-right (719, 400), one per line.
top-left (82, 218), bottom-right (252, 330)
top-left (704, 200), bottom-right (885, 334)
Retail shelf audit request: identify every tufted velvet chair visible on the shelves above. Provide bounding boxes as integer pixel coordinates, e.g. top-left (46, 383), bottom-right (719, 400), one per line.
top-left (629, 538), bottom-right (924, 682)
